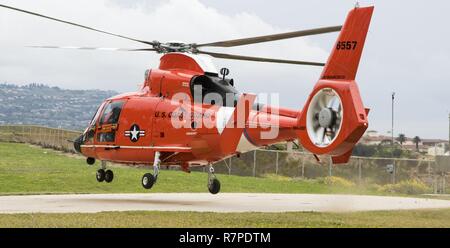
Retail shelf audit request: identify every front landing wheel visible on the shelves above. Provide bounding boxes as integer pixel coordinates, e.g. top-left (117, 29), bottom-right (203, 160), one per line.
top-left (208, 178), bottom-right (221, 195)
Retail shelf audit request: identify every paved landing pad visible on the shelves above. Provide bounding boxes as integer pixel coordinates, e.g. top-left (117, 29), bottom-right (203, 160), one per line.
top-left (1, 193), bottom-right (450, 214)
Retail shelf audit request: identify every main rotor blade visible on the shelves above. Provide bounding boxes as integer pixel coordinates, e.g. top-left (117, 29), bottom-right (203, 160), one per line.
top-left (197, 51), bottom-right (325, 67)
top-left (196, 26), bottom-right (342, 48)
top-left (0, 4), bottom-right (156, 46)
top-left (27, 46), bottom-right (156, 52)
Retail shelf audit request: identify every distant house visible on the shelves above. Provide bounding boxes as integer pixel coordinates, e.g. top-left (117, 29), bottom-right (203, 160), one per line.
top-left (422, 139), bottom-right (448, 147)
top-left (360, 130), bottom-right (448, 154)
top-left (428, 143), bottom-right (447, 156)
top-left (360, 130), bottom-right (395, 146)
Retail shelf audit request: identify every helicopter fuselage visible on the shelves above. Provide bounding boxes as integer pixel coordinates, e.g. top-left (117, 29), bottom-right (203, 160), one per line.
top-left (76, 53), bottom-right (300, 170)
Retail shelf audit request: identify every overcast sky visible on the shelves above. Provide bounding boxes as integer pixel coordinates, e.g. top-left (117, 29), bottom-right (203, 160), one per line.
top-left (0, 0), bottom-right (449, 139)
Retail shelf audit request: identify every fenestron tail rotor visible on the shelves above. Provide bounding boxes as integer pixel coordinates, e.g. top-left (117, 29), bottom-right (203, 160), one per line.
top-left (0, 3), bottom-right (342, 66)
top-left (306, 88), bottom-right (343, 148)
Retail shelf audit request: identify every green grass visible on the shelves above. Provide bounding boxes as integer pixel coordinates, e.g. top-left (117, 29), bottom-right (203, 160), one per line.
top-left (1, 142), bottom-right (450, 228)
top-left (1, 209), bottom-right (450, 228)
top-left (0, 142), bottom-right (377, 195)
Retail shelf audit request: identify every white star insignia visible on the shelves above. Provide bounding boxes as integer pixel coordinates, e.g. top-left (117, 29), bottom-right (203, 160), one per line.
top-left (130, 126), bottom-right (140, 141)
top-left (125, 125), bottom-right (145, 142)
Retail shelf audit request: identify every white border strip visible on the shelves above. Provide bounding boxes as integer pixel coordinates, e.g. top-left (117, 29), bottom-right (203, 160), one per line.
top-left (80, 145), bottom-right (191, 150)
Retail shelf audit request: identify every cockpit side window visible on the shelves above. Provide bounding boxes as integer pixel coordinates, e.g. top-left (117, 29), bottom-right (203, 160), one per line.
top-left (99, 101), bottom-right (125, 125)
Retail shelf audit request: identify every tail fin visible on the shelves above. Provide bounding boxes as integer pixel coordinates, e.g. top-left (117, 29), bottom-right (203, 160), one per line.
top-left (297, 6), bottom-right (374, 164)
top-left (320, 6), bottom-right (374, 81)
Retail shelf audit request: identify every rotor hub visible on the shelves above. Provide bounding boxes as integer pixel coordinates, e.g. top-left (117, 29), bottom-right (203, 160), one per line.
top-left (318, 108), bottom-right (335, 128)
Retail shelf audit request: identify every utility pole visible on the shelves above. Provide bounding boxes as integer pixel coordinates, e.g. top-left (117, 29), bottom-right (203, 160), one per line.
top-left (391, 92), bottom-right (396, 155)
top-left (448, 112), bottom-right (450, 155)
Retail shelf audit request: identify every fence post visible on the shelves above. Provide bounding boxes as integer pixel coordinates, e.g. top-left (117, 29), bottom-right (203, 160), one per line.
top-left (443, 173), bottom-right (446, 194)
top-left (392, 160), bottom-right (396, 184)
top-left (302, 157), bottom-right (305, 178)
top-left (42, 127), bottom-right (45, 145)
top-left (433, 174), bottom-right (438, 194)
top-left (53, 128), bottom-right (56, 147)
top-left (328, 157), bottom-right (332, 177)
top-left (60, 128), bottom-right (63, 149)
top-left (50, 128), bottom-right (53, 147)
top-left (21, 125), bottom-right (25, 142)
top-left (253, 150), bottom-right (257, 177)
top-left (428, 161), bottom-right (432, 179)
top-left (38, 127), bottom-right (41, 145)
top-left (358, 158), bottom-right (362, 185)
top-left (229, 157), bottom-right (232, 175)
top-left (275, 151), bottom-right (279, 175)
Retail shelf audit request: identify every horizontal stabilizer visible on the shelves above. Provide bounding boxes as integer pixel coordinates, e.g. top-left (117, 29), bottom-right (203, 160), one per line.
top-left (332, 149), bottom-right (353, 164)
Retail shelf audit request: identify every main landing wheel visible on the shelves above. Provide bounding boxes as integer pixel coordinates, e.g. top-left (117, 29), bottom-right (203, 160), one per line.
top-left (96, 169), bottom-right (105, 182)
top-left (142, 173), bottom-right (156, 190)
top-left (208, 178), bottom-right (221, 195)
top-left (105, 170), bottom-right (114, 183)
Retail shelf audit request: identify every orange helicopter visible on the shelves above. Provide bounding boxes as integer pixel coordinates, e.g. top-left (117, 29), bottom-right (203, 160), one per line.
top-left (0, 4), bottom-right (373, 194)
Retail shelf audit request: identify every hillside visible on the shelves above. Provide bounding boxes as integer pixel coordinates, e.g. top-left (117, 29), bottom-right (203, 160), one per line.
top-left (0, 83), bottom-right (117, 130)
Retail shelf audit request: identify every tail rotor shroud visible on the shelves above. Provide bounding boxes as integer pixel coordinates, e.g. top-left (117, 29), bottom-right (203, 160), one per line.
top-left (307, 88), bottom-right (343, 148)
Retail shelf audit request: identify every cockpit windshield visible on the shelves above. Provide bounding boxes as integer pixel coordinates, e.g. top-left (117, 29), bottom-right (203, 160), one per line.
top-left (89, 102), bottom-right (106, 128)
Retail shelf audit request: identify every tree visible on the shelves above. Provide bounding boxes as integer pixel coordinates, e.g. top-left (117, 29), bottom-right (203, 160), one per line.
top-left (413, 136), bottom-right (421, 151)
top-left (396, 133), bottom-right (406, 146)
top-left (352, 144), bottom-right (377, 157)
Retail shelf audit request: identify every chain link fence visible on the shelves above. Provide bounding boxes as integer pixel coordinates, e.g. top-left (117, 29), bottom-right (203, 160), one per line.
top-left (0, 125), bottom-right (81, 153)
top-left (210, 150), bottom-right (449, 194)
top-left (1, 125), bottom-right (448, 193)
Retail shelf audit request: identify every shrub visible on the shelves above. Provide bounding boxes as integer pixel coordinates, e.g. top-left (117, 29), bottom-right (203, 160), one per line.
top-left (318, 176), bottom-right (355, 187)
top-left (378, 179), bottom-right (431, 195)
top-left (262, 174), bottom-right (292, 181)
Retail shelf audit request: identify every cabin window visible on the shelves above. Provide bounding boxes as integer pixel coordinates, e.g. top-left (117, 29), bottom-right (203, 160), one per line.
top-left (97, 132), bottom-right (115, 143)
top-left (191, 75), bottom-right (238, 107)
top-left (99, 101), bottom-right (125, 125)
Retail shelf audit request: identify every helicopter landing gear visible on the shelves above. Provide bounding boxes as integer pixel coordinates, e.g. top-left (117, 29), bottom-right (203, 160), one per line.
top-left (142, 151), bottom-right (161, 190)
top-left (207, 164), bottom-right (221, 195)
top-left (104, 170), bottom-right (114, 183)
top-left (96, 169), bottom-right (105, 182)
top-left (97, 161), bottom-right (114, 183)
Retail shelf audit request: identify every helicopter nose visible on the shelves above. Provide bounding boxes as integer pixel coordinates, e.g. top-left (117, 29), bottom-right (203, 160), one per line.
top-left (73, 135), bottom-right (84, 153)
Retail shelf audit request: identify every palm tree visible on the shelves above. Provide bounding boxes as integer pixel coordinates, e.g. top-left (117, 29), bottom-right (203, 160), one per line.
top-left (396, 133), bottom-right (406, 146)
top-left (413, 136), bottom-right (421, 151)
